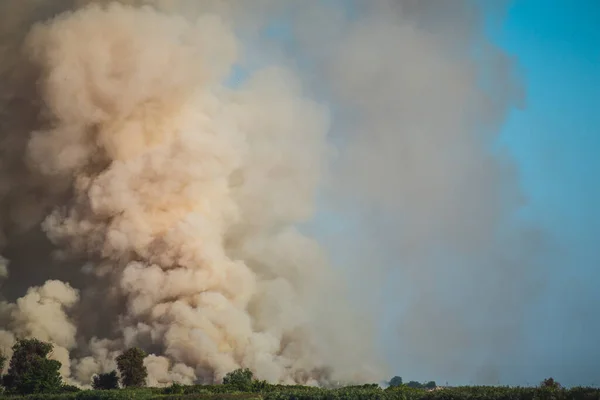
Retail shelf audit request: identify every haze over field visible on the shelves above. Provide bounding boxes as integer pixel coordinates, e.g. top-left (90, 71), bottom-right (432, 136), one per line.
top-left (0, 0), bottom-right (596, 389)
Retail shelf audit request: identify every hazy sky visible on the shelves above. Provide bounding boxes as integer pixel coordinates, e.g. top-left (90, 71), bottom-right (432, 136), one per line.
top-left (308, 0), bottom-right (600, 387)
top-left (485, 0), bottom-right (600, 387)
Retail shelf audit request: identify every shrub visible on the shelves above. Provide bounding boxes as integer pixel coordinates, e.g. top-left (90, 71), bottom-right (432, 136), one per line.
top-left (163, 382), bottom-right (186, 395)
top-left (60, 384), bottom-right (81, 392)
top-left (223, 368), bottom-right (254, 391)
top-left (92, 370), bottom-right (120, 390)
top-left (541, 377), bottom-right (562, 389)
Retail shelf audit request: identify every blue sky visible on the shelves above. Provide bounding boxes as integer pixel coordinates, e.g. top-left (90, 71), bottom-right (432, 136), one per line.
top-left (484, 0), bottom-right (600, 386)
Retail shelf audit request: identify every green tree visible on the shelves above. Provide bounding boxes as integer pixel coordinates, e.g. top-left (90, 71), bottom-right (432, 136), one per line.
top-left (2, 338), bottom-right (62, 395)
top-left (116, 347), bottom-right (148, 388)
top-left (389, 376), bottom-right (403, 387)
top-left (424, 381), bottom-right (436, 389)
top-left (0, 352), bottom-right (5, 392)
top-left (92, 370), bottom-right (120, 390)
top-left (406, 381), bottom-right (424, 389)
top-left (541, 377), bottom-right (561, 389)
top-left (223, 368), bottom-right (254, 391)
top-left (60, 384), bottom-right (81, 393)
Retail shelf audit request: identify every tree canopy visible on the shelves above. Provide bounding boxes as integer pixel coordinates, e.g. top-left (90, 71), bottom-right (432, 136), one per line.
top-left (2, 338), bottom-right (62, 395)
top-left (92, 370), bottom-right (120, 390)
top-left (0, 352), bottom-right (6, 374)
top-left (541, 377), bottom-right (562, 389)
top-left (389, 376), bottom-right (403, 387)
top-left (223, 368), bottom-right (254, 391)
top-left (116, 347), bottom-right (148, 388)
top-left (424, 381), bottom-right (436, 389)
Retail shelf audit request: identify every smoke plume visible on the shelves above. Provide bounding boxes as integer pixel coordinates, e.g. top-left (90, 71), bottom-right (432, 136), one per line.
top-left (0, 0), bottom-right (535, 387)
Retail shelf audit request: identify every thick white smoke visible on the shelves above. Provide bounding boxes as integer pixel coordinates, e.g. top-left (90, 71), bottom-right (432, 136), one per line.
top-left (0, 0), bottom-right (531, 388)
top-left (0, 0), bottom-right (380, 386)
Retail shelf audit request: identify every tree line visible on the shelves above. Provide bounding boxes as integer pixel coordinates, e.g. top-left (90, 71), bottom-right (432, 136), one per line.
top-left (0, 337), bottom-right (286, 395)
top-left (0, 338), bottom-right (148, 395)
top-left (0, 336), bottom-right (588, 400)
top-left (387, 376), bottom-right (437, 390)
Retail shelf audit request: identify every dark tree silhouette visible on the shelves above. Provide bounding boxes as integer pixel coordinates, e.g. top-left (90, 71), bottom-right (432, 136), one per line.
top-left (92, 370), bottom-right (120, 390)
top-left (389, 376), bottom-right (403, 387)
top-left (0, 351), bottom-right (5, 391)
top-left (116, 347), bottom-right (148, 388)
top-left (406, 381), bottom-right (424, 389)
top-left (2, 338), bottom-right (62, 395)
top-left (541, 377), bottom-right (561, 389)
top-left (425, 381), bottom-right (437, 389)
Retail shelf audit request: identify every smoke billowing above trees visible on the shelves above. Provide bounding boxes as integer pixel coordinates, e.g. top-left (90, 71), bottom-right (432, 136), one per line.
top-left (0, 0), bottom-right (535, 387)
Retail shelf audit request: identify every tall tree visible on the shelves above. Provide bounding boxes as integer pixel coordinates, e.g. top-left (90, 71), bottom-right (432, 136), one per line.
top-left (116, 347), bottom-right (148, 388)
top-left (2, 338), bottom-right (62, 395)
top-left (92, 370), bottom-right (119, 390)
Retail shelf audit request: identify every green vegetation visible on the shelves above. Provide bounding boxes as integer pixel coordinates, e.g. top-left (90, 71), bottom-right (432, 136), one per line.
top-left (1, 382), bottom-right (598, 400)
top-left (92, 371), bottom-right (119, 390)
top-left (541, 377), bottom-right (563, 390)
top-left (0, 338), bottom-right (599, 399)
top-left (388, 376), bottom-right (402, 387)
top-left (2, 338), bottom-right (63, 395)
top-left (223, 368), bottom-right (255, 391)
top-left (387, 377), bottom-right (437, 390)
top-left (116, 347), bottom-right (148, 388)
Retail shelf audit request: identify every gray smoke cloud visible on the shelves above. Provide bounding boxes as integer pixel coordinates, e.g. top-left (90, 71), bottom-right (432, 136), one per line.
top-left (0, 0), bottom-right (537, 388)
top-left (293, 1), bottom-right (545, 385)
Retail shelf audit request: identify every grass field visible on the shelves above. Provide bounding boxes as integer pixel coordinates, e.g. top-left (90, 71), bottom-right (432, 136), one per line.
top-left (2, 384), bottom-right (599, 400)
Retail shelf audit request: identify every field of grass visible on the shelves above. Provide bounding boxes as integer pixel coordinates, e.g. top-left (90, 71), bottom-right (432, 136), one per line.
top-left (2, 384), bottom-right (600, 400)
